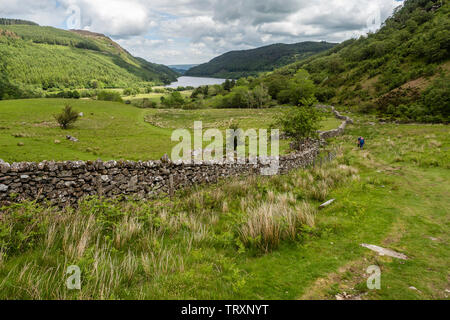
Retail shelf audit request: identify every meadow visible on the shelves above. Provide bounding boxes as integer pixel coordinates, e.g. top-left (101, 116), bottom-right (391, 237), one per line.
top-left (0, 117), bottom-right (448, 299)
top-left (0, 98), bottom-right (340, 163)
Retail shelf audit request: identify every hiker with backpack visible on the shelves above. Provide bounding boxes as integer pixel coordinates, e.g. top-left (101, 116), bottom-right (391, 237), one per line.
top-left (358, 137), bottom-right (365, 150)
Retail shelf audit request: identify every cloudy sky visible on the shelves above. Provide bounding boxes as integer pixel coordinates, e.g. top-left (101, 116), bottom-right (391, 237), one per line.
top-left (0, 0), bottom-right (404, 65)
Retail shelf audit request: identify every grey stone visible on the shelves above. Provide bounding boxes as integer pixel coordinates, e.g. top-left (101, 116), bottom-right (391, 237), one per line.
top-left (66, 135), bottom-right (79, 142)
top-left (360, 244), bottom-right (408, 260)
top-left (0, 184), bottom-right (8, 192)
top-left (64, 181), bottom-right (76, 188)
top-left (319, 199), bottom-right (335, 209)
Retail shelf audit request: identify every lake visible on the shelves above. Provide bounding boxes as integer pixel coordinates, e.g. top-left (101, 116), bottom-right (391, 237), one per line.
top-left (165, 76), bottom-right (226, 88)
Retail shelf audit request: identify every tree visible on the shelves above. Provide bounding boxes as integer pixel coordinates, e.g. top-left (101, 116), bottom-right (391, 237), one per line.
top-left (251, 85), bottom-right (271, 108)
top-left (223, 79), bottom-right (232, 91)
top-left (161, 91), bottom-right (185, 108)
top-left (54, 105), bottom-right (79, 129)
top-left (276, 98), bottom-right (323, 142)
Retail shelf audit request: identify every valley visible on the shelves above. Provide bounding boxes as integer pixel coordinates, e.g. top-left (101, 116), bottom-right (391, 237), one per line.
top-left (0, 0), bottom-right (448, 302)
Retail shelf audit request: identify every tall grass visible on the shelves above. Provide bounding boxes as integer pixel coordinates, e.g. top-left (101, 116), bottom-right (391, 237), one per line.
top-left (0, 151), bottom-right (359, 299)
top-left (239, 199), bottom-right (316, 252)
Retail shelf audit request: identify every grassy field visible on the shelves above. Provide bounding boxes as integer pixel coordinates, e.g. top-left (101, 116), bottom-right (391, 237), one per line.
top-left (0, 117), bottom-right (448, 299)
top-left (0, 99), bottom-right (340, 162)
top-left (122, 91), bottom-right (193, 103)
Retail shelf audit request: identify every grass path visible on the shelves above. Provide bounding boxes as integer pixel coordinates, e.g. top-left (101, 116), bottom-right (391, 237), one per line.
top-left (237, 122), bottom-right (449, 300)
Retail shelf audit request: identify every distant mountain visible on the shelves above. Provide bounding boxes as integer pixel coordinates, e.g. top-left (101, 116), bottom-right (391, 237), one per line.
top-left (0, 18), bottom-right (38, 26)
top-left (0, 19), bottom-right (178, 99)
top-left (169, 64), bottom-right (199, 75)
top-left (185, 41), bottom-right (337, 79)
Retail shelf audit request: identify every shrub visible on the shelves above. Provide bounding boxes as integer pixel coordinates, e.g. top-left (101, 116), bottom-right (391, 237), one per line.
top-left (97, 90), bottom-right (123, 103)
top-left (54, 105), bottom-right (79, 129)
top-left (239, 199), bottom-right (316, 252)
top-left (276, 98), bottom-right (323, 142)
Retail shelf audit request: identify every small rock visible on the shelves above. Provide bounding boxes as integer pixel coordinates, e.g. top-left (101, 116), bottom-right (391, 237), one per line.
top-left (361, 244), bottom-right (408, 260)
top-left (54, 140), bottom-right (61, 144)
top-left (64, 181), bottom-right (76, 187)
top-left (20, 175), bottom-right (30, 180)
top-left (17, 142), bottom-right (24, 146)
top-left (319, 199), bottom-right (335, 209)
top-left (66, 135), bottom-right (79, 142)
top-left (0, 184), bottom-right (8, 192)
top-left (79, 112), bottom-right (84, 117)
top-left (409, 286), bottom-right (418, 291)
top-left (100, 175), bottom-right (110, 183)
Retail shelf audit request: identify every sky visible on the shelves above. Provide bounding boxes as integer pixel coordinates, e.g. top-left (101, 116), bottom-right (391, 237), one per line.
top-left (0, 0), bottom-right (404, 65)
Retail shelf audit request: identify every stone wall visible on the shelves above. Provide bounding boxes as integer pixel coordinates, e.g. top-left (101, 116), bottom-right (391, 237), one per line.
top-left (318, 105), bottom-right (353, 140)
top-left (0, 106), bottom-right (351, 205)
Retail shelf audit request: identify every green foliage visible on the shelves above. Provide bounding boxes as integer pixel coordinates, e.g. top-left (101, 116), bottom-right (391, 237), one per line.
top-left (97, 91), bottom-right (123, 103)
top-left (0, 24), bottom-right (177, 98)
top-left (271, 0), bottom-right (449, 122)
top-left (276, 99), bottom-right (323, 142)
top-left (420, 74), bottom-right (450, 122)
top-left (160, 91), bottom-right (186, 108)
top-left (54, 104), bottom-right (79, 129)
top-left (215, 84), bottom-right (272, 109)
top-left (186, 41), bottom-right (336, 78)
top-left (0, 18), bottom-right (38, 26)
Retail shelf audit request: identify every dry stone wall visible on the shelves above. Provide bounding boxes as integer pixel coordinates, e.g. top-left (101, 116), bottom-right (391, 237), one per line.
top-left (0, 106), bottom-right (351, 205)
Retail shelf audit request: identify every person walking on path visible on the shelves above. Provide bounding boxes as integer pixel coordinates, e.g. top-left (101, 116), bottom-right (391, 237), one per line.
top-left (358, 137), bottom-right (365, 150)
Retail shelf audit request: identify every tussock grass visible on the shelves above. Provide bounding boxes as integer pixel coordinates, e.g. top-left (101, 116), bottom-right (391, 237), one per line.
top-left (239, 200), bottom-right (316, 252)
top-left (0, 151), bottom-right (360, 299)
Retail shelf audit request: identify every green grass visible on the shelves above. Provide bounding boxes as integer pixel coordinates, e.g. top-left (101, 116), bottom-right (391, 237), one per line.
top-left (144, 107), bottom-right (341, 130)
top-left (123, 91), bottom-right (193, 103)
top-left (0, 99), bottom-right (341, 162)
top-left (0, 99), bottom-right (173, 162)
top-left (0, 117), bottom-right (448, 299)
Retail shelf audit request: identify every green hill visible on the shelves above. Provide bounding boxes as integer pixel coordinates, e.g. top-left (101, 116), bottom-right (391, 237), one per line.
top-left (270, 0), bottom-right (449, 122)
top-left (0, 20), bottom-right (178, 99)
top-left (185, 41), bottom-right (337, 79)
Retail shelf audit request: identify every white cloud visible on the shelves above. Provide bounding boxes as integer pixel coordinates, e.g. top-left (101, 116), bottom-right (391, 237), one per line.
top-left (0, 0), bottom-right (404, 64)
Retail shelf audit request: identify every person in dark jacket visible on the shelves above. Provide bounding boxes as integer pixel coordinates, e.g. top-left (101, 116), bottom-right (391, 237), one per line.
top-left (358, 137), bottom-right (365, 149)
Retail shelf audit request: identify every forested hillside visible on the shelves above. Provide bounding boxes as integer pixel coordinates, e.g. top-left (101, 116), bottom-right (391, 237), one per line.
top-left (268, 0), bottom-right (449, 122)
top-left (185, 41), bottom-right (336, 79)
top-left (0, 20), bottom-right (178, 99)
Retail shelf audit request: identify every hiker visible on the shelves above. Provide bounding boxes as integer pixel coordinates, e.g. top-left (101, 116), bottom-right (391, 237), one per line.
top-left (358, 137), bottom-right (365, 150)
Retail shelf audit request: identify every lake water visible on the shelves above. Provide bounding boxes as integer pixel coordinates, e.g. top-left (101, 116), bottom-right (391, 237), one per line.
top-left (165, 76), bottom-right (226, 88)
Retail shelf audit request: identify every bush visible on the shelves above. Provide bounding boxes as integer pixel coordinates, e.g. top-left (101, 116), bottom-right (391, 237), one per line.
top-left (97, 91), bottom-right (123, 103)
top-left (161, 92), bottom-right (185, 108)
top-left (276, 98), bottom-right (323, 142)
top-left (54, 105), bottom-right (79, 129)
